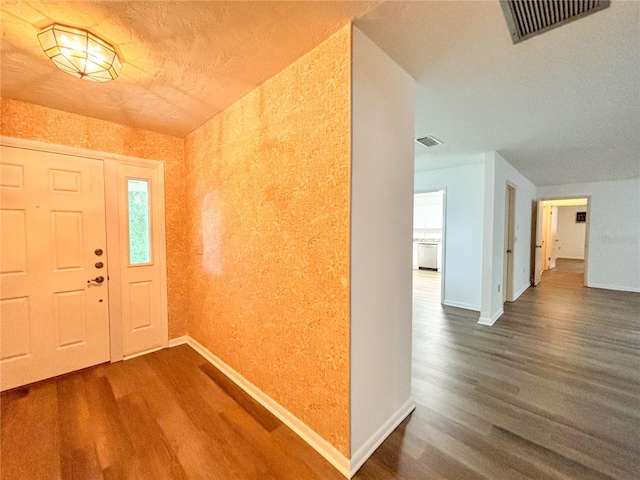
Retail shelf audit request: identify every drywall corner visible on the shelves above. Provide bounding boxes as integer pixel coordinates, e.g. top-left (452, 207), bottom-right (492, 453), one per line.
top-left (481, 151), bottom-right (538, 324)
top-left (350, 25), bottom-right (415, 466)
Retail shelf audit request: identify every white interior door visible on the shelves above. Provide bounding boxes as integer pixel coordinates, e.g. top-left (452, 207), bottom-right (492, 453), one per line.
top-left (118, 163), bottom-right (166, 357)
top-left (1, 146), bottom-right (110, 390)
top-left (533, 199), bottom-right (544, 286)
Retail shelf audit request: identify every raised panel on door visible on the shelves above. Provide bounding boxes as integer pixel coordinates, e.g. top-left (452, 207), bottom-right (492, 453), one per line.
top-left (49, 168), bottom-right (81, 194)
top-left (51, 211), bottom-right (84, 271)
top-left (54, 289), bottom-right (87, 348)
top-left (0, 163), bottom-right (24, 189)
top-left (0, 209), bottom-right (28, 276)
top-left (0, 297), bottom-right (31, 361)
top-left (0, 145), bottom-right (110, 391)
top-left (129, 281), bottom-right (153, 331)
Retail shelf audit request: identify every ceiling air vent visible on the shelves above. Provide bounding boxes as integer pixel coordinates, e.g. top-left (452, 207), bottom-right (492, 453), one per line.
top-left (500, 0), bottom-right (610, 44)
top-left (416, 136), bottom-right (442, 148)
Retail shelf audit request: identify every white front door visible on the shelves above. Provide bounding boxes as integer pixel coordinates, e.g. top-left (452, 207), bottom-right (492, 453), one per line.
top-left (1, 146), bottom-right (110, 390)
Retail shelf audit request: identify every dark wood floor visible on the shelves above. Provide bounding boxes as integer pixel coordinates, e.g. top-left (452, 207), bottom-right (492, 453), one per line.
top-left (0, 346), bottom-right (345, 480)
top-left (2, 259), bottom-right (639, 479)
top-left (356, 260), bottom-right (640, 479)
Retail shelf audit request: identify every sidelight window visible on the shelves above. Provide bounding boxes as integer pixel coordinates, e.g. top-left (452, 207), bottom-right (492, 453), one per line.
top-left (128, 179), bottom-right (151, 264)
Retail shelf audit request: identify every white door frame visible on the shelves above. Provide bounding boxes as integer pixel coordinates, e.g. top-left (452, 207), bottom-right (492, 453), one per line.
top-left (543, 204), bottom-right (552, 271)
top-left (440, 188), bottom-right (447, 305)
top-left (0, 136), bottom-right (169, 363)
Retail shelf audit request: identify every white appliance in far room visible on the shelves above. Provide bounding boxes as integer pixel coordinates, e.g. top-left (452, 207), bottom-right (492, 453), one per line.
top-left (418, 242), bottom-right (438, 269)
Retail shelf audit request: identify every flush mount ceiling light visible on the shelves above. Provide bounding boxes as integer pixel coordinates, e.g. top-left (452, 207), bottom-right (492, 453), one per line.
top-left (37, 24), bottom-right (122, 82)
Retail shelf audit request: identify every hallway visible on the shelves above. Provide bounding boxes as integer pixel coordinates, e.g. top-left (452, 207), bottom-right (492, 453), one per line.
top-left (355, 263), bottom-right (640, 479)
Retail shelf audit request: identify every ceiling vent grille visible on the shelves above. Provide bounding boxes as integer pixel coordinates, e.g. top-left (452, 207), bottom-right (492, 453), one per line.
top-left (501, 0), bottom-right (610, 44)
top-left (416, 136), bottom-right (442, 148)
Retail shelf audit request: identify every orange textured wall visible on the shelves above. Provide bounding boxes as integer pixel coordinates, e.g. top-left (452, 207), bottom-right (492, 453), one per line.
top-left (0, 98), bottom-right (188, 339)
top-left (185, 26), bottom-right (351, 455)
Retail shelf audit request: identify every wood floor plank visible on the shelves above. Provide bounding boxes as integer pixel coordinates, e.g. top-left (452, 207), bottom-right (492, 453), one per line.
top-left (269, 426), bottom-right (346, 480)
top-left (414, 405), bottom-right (573, 480)
top-left (57, 374), bottom-right (105, 480)
top-left (199, 361), bottom-right (283, 433)
top-left (116, 392), bottom-right (189, 480)
top-left (347, 416), bottom-right (442, 480)
top-left (82, 373), bottom-right (136, 477)
top-left (144, 349), bottom-right (269, 479)
top-left (0, 383), bottom-right (61, 480)
top-left (218, 402), bottom-right (323, 480)
top-left (143, 346), bottom-right (238, 415)
top-left (487, 425), bottom-right (617, 480)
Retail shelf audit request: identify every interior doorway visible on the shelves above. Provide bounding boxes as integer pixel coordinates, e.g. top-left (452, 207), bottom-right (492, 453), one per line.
top-left (533, 197), bottom-right (589, 287)
top-left (413, 189), bottom-right (446, 304)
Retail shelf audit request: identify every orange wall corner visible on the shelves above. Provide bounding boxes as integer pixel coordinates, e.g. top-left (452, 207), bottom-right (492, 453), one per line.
top-left (184, 24), bottom-right (352, 456)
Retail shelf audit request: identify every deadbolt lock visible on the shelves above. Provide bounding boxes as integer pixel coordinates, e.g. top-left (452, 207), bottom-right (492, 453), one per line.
top-left (95, 262), bottom-right (104, 269)
top-left (95, 248), bottom-right (104, 256)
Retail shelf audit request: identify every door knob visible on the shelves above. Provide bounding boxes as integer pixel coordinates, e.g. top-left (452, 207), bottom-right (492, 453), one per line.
top-left (87, 276), bottom-right (105, 285)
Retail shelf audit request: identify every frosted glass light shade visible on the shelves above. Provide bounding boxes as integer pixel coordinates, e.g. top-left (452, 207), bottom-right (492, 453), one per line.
top-left (37, 24), bottom-right (122, 82)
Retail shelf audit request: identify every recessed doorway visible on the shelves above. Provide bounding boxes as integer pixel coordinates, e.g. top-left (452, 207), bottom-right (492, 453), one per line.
top-left (0, 138), bottom-right (169, 391)
top-left (413, 190), bottom-right (446, 304)
top-left (533, 197), bottom-right (589, 287)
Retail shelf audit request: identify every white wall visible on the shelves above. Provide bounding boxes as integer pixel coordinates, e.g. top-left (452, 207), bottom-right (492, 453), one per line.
top-left (480, 152), bottom-right (537, 325)
top-left (554, 205), bottom-right (587, 260)
top-left (538, 179), bottom-right (640, 292)
top-left (350, 26), bottom-right (415, 470)
top-left (415, 161), bottom-right (484, 310)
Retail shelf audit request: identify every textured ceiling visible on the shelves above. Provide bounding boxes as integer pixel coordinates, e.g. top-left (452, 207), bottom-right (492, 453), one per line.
top-left (355, 0), bottom-right (640, 186)
top-left (2, 1), bottom-right (638, 187)
top-left (0, 1), bottom-right (379, 136)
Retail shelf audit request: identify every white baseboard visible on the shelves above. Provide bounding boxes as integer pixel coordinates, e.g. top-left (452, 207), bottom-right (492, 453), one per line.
top-left (168, 335), bottom-right (189, 347)
top-left (443, 299), bottom-right (480, 311)
top-left (349, 399), bottom-right (416, 475)
top-left (478, 308), bottom-right (503, 326)
top-left (587, 283), bottom-right (640, 293)
top-left (512, 282), bottom-right (529, 301)
top-left (172, 336), bottom-right (352, 477)
top-left (122, 345), bottom-right (163, 361)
